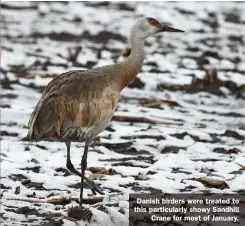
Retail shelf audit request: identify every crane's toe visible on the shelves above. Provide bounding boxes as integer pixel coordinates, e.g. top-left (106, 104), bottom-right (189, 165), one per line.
top-left (66, 160), bottom-right (104, 195)
top-left (84, 177), bottom-right (105, 195)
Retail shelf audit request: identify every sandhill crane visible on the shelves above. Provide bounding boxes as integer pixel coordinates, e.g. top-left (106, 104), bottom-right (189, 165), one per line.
top-left (28, 17), bottom-right (184, 206)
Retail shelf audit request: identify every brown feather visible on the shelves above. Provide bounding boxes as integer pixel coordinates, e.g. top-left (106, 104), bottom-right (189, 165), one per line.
top-left (28, 69), bottom-right (120, 142)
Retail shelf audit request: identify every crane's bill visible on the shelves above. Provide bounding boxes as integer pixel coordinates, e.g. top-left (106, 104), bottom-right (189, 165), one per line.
top-left (164, 25), bottom-right (184, 32)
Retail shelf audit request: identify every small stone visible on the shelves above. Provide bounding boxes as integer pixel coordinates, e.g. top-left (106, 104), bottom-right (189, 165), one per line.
top-left (30, 158), bottom-right (40, 164)
top-left (16, 206), bottom-right (38, 215)
top-left (14, 186), bottom-right (20, 194)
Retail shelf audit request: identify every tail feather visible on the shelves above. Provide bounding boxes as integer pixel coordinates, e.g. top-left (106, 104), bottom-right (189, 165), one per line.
top-left (28, 97), bottom-right (66, 141)
top-left (28, 100), bottom-right (43, 140)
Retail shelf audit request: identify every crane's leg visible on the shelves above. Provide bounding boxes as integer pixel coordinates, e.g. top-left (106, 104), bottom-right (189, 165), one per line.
top-left (80, 143), bottom-right (89, 206)
top-left (66, 142), bottom-right (81, 177)
top-left (65, 142), bottom-right (104, 195)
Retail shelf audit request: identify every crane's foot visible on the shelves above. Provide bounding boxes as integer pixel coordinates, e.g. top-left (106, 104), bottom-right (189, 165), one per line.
top-left (66, 160), bottom-right (104, 195)
top-left (68, 205), bottom-right (92, 221)
top-left (84, 177), bottom-right (104, 195)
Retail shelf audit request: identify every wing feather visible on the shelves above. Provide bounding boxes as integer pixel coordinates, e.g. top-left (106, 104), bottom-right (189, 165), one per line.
top-left (28, 70), bottom-right (119, 141)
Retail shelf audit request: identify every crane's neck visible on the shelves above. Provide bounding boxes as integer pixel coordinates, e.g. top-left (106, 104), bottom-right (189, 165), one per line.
top-left (119, 37), bottom-right (145, 90)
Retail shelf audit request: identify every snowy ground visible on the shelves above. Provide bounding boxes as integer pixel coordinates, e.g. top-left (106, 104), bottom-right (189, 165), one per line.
top-left (1, 1), bottom-right (245, 226)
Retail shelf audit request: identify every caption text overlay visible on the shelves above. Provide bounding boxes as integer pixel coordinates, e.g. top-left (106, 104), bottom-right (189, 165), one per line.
top-left (129, 193), bottom-right (245, 225)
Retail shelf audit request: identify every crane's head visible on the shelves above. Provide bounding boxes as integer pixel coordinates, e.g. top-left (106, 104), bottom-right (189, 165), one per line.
top-left (131, 17), bottom-right (184, 40)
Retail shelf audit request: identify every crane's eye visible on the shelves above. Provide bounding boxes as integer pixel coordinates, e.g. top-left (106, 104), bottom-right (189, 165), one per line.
top-left (148, 18), bottom-right (162, 28)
